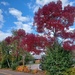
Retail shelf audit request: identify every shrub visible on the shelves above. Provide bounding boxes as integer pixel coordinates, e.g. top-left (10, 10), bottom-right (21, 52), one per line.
top-left (1, 54), bottom-right (12, 68)
top-left (16, 65), bottom-right (30, 72)
top-left (25, 52), bottom-right (34, 64)
top-left (63, 67), bottom-right (75, 75)
top-left (18, 60), bottom-right (23, 65)
top-left (23, 66), bottom-right (30, 73)
top-left (16, 65), bottom-right (24, 72)
top-left (40, 43), bottom-right (74, 75)
top-left (0, 62), bottom-right (1, 68)
top-left (39, 55), bottom-right (46, 70)
top-left (11, 62), bottom-right (19, 70)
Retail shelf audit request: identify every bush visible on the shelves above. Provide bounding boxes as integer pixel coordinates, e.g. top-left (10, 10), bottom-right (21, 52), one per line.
top-left (0, 62), bottom-right (1, 68)
top-left (39, 55), bottom-right (46, 70)
top-left (11, 62), bottom-right (19, 70)
top-left (25, 52), bottom-right (34, 64)
top-left (17, 53), bottom-right (34, 66)
top-left (40, 43), bottom-right (74, 75)
top-left (1, 54), bottom-right (12, 68)
top-left (63, 67), bottom-right (75, 75)
top-left (16, 65), bottom-right (30, 72)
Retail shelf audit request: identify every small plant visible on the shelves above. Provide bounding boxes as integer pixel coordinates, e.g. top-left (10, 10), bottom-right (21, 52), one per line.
top-left (16, 65), bottom-right (30, 72)
top-left (16, 65), bottom-right (24, 72)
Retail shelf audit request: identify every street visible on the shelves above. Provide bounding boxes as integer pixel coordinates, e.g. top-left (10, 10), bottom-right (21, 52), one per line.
top-left (0, 69), bottom-right (32, 75)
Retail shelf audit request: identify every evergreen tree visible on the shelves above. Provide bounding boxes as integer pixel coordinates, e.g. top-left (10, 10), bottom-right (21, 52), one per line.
top-left (40, 43), bottom-right (74, 75)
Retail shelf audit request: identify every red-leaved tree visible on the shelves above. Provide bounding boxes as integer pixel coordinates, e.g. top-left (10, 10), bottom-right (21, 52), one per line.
top-left (5, 29), bottom-right (49, 65)
top-left (21, 33), bottom-right (49, 54)
top-left (62, 29), bottom-right (75, 50)
top-left (33, 0), bottom-right (75, 49)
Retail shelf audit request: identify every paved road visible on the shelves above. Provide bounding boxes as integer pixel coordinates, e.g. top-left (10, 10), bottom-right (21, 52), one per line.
top-left (0, 64), bottom-right (40, 75)
top-left (0, 73), bottom-right (5, 75)
top-left (0, 69), bottom-right (33, 75)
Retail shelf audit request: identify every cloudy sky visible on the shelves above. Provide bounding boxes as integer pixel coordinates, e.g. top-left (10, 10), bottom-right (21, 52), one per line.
top-left (0, 0), bottom-right (75, 41)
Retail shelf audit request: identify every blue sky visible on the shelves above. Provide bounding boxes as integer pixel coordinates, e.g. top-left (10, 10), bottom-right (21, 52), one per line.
top-left (0, 0), bottom-right (75, 41)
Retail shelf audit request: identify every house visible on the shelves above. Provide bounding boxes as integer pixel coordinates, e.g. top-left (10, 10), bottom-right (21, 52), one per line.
top-left (33, 52), bottom-right (45, 64)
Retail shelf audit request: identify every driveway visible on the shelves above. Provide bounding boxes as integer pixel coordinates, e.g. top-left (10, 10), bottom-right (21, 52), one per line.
top-left (27, 64), bottom-right (41, 70)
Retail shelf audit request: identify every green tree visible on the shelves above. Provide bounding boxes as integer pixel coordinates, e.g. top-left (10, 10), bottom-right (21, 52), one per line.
top-left (40, 43), bottom-right (74, 75)
top-left (0, 41), bottom-right (12, 68)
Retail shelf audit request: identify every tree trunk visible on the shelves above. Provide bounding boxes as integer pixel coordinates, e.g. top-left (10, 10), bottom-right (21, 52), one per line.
top-left (7, 59), bottom-right (10, 68)
top-left (22, 54), bottom-right (25, 66)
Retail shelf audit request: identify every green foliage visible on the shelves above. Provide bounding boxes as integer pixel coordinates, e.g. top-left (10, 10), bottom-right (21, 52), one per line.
top-left (63, 67), bottom-right (75, 75)
top-left (1, 54), bottom-right (12, 68)
top-left (11, 62), bottom-right (19, 70)
top-left (39, 55), bottom-right (46, 70)
top-left (15, 52), bottom-right (34, 65)
top-left (40, 43), bottom-right (74, 75)
top-left (25, 52), bottom-right (34, 64)
top-left (18, 52), bottom-right (34, 65)
top-left (13, 55), bottom-right (22, 63)
top-left (0, 62), bottom-right (1, 68)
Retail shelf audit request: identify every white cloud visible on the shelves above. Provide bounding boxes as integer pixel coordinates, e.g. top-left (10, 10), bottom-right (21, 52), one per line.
top-left (0, 9), bottom-right (4, 29)
top-left (61, 0), bottom-right (70, 7)
top-left (31, 0), bottom-right (75, 13)
top-left (18, 16), bottom-right (29, 22)
top-left (14, 21), bottom-right (33, 33)
top-left (36, 0), bottom-right (75, 6)
top-left (0, 31), bottom-right (12, 41)
top-left (9, 8), bottom-right (29, 22)
top-left (27, 2), bottom-right (40, 13)
top-left (1, 1), bottom-right (9, 6)
top-left (33, 5), bottom-right (40, 13)
top-left (9, 8), bottom-right (22, 17)
top-left (9, 8), bottom-right (34, 33)
top-left (36, 0), bottom-right (57, 6)
top-left (69, 2), bottom-right (75, 6)
top-left (27, 3), bottom-right (34, 9)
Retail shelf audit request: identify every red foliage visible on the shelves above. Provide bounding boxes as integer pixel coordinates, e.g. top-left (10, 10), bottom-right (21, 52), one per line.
top-left (62, 29), bottom-right (75, 39)
top-left (17, 29), bottom-right (26, 37)
top-left (60, 28), bottom-right (75, 50)
top-left (12, 36), bottom-right (19, 41)
top-left (34, 1), bottom-right (75, 33)
top-left (4, 29), bottom-right (49, 55)
top-left (34, 0), bottom-right (75, 51)
top-left (63, 41), bottom-right (72, 50)
top-left (21, 33), bottom-right (49, 54)
top-left (63, 39), bottom-right (75, 50)
top-left (5, 36), bottom-right (12, 45)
